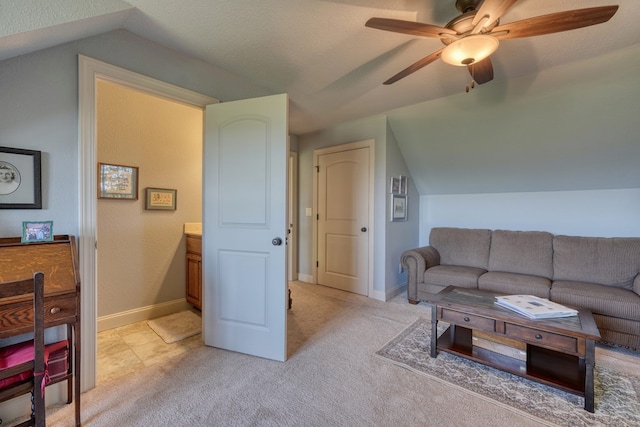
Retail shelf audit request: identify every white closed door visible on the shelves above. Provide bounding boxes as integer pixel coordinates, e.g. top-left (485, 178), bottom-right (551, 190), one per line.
top-left (317, 146), bottom-right (370, 295)
top-left (203, 94), bottom-right (289, 361)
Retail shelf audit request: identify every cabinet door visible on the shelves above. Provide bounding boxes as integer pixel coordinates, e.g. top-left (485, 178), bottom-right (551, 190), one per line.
top-left (186, 253), bottom-right (202, 310)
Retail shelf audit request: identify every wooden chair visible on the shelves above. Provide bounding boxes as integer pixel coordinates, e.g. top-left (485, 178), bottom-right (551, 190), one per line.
top-left (0, 272), bottom-right (46, 427)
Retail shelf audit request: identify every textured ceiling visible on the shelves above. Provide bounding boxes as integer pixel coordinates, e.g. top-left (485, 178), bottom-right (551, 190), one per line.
top-left (2, 0), bottom-right (639, 135)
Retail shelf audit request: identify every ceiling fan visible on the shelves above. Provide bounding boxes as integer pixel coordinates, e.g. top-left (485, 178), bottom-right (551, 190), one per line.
top-left (365, 0), bottom-right (619, 87)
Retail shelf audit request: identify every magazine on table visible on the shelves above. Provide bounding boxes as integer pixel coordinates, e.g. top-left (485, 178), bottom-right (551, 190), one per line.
top-left (495, 295), bottom-right (578, 319)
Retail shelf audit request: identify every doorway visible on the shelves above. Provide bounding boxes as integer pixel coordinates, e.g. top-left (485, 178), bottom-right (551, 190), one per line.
top-left (79, 56), bottom-right (218, 390)
top-left (312, 140), bottom-right (374, 296)
top-left (94, 79), bottom-right (204, 383)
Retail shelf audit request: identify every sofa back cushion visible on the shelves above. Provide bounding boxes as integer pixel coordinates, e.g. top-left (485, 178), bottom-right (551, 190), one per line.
top-left (488, 230), bottom-right (553, 278)
top-left (429, 227), bottom-right (491, 269)
top-left (553, 235), bottom-right (640, 290)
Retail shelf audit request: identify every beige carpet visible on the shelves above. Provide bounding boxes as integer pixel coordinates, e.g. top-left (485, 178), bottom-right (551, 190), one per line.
top-left (39, 282), bottom-right (637, 427)
top-left (148, 310), bottom-right (202, 344)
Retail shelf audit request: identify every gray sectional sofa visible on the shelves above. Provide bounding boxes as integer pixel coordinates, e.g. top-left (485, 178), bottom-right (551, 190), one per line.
top-left (401, 227), bottom-right (640, 350)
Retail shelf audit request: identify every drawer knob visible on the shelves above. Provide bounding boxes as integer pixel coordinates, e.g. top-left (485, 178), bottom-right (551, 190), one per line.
top-left (535, 333), bottom-right (543, 340)
top-left (463, 317), bottom-right (470, 322)
top-left (50, 307), bottom-right (61, 314)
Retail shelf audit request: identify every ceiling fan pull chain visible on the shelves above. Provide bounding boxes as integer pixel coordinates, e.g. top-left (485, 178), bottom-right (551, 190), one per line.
top-left (466, 67), bottom-right (476, 93)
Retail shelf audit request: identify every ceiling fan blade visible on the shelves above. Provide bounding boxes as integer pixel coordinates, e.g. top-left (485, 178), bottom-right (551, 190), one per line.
top-left (472, 0), bottom-right (519, 31)
top-left (468, 57), bottom-right (494, 84)
top-left (383, 48), bottom-right (444, 85)
top-left (366, 18), bottom-right (456, 38)
top-left (491, 6), bottom-right (619, 40)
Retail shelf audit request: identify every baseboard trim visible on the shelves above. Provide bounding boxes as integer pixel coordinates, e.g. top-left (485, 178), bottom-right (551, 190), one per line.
top-left (297, 273), bottom-right (314, 283)
top-left (97, 298), bottom-right (192, 332)
top-left (385, 283), bottom-right (407, 302)
top-left (371, 290), bottom-right (386, 302)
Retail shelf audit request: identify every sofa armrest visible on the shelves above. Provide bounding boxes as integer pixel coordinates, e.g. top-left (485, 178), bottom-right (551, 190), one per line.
top-left (401, 246), bottom-right (441, 303)
top-left (634, 274), bottom-right (640, 296)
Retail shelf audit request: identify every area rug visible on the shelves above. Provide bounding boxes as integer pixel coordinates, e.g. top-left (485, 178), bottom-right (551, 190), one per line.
top-left (376, 318), bottom-right (640, 427)
top-left (147, 310), bottom-right (202, 344)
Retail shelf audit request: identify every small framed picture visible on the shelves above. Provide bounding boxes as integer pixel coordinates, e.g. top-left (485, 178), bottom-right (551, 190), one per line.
top-left (98, 163), bottom-right (138, 200)
top-left (22, 221), bottom-right (53, 242)
top-left (0, 146), bottom-right (42, 209)
top-left (399, 175), bottom-right (408, 194)
top-left (390, 194), bottom-right (408, 222)
top-left (389, 176), bottom-right (400, 194)
top-left (145, 188), bottom-right (177, 210)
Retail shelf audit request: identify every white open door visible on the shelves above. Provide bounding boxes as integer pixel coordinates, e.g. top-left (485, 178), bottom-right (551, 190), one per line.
top-left (203, 94), bottom-right (289, 361)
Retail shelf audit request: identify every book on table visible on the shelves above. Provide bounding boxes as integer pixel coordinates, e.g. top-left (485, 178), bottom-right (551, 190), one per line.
top-left (495, 295), bottom-right (578, 319)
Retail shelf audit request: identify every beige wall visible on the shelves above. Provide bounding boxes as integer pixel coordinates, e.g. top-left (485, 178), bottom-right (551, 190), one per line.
top-left (97, 80), bottom-right (203, 318)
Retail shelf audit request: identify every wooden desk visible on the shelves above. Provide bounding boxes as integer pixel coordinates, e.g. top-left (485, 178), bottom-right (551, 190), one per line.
top-left (0, 235), bottom-right (81, 426)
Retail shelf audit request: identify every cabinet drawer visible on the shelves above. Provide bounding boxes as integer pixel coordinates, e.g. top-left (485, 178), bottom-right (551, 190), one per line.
top-left (45, 296), bottom-right (77, 323)
top-left (440, 309), bottom-right (495, 332)
top-left (0, 296), bottom-right (76, 335)
top-left (505, 323), bottom-right (577, 353)
top-left (186, 235), bottom-right (202, 255)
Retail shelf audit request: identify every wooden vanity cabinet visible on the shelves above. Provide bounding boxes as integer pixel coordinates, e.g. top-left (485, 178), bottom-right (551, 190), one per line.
top-left (186, 234), bottom-right (202, 310)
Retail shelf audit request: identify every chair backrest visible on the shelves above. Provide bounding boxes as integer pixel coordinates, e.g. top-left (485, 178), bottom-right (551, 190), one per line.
top-left (0, 272), bottom-right (46, 427)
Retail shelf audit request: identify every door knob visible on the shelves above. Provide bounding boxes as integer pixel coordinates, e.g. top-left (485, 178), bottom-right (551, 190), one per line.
top-left (272, 237), bottom-right (283, 246)
top-left (361, 227), bottom-right (367, 232)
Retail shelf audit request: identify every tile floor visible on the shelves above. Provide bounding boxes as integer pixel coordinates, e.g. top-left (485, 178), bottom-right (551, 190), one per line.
top-left (97, 316), bottom-right (204, 385)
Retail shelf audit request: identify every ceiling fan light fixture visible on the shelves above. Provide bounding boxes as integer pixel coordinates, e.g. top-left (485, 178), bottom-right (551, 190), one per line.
top-left (441, 35), bottom-right (499, 66)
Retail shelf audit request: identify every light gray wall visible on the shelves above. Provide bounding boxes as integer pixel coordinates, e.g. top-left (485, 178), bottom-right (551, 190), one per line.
top-left (387, 44), bottom-right (640, 196)
top-left (0, 29), bottom-right (269, 239)
top-left (296, 115), bottom-right (420, 299)
top-left (385, 123), bottom-right (419, 296)
top-left (421, 189), bottom-right (640, 245)
top-left (297, 115), bottom-right (388, 296)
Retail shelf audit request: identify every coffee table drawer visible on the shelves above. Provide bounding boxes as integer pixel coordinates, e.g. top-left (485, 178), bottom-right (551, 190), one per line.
top-left (505, 323), bottom-right (577, 353)
top-left (441, 309), bottom-right (495, 332)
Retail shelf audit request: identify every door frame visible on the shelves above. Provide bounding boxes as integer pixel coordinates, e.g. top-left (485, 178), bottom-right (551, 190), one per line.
top-left (312, 139), bottom-right (375, 297)
top-left (78, 55), bottom-right (218, 390)
top-left (288, 151), bottom-right (298, 281)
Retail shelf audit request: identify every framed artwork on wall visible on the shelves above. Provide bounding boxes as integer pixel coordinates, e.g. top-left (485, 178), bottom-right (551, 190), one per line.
top-left (390, 176), bottom-right (400, 193)
top-left (391, 194), bottom-right (408, 222)
top-left (0, 146), bottom-right (42, 209)
top-left (98, 163), bottom-right (139, 200)
top-left (399, 175), bottom-right (407, 194)
top-left (145, 187), bottom-right (177, 210)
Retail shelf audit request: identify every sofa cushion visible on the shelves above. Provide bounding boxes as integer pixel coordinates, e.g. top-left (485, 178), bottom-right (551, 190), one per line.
top-left (488, 230), bottom-right (553, 278)
top-left (424, 265), bottom-right (486, 289)
top-left (551, 281), bottom-right (640, 321)
top-left (478, 272), bottom-right (551, 298)
top-left (429, 227), bottom-right (491, 269)
top-left (553, 235), bottom-right (640, 290)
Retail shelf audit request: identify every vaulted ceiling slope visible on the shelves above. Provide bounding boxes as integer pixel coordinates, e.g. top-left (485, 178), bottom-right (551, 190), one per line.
top-left (2, 0), bottom-right (640, 136)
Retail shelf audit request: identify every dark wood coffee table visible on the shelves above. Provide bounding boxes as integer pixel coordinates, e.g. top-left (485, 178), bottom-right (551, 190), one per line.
top-left (426, 286), bottom-right (601, 412)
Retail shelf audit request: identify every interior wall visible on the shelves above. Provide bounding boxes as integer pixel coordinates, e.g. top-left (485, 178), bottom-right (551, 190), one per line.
top-left (0, 29), bottom-right (269, 241)
top-left (297, 115), bottom-right (420, 299)
top-left (0, 28), bottom-right (264, 422)
top-left (384, 123), bottom-right (419, 297)
top-left (297, 115), bottom-right (388, 296)
top-left (420, 189), bottom-right (640, 245)
top-left (96, 80), bottom-right (202, 318)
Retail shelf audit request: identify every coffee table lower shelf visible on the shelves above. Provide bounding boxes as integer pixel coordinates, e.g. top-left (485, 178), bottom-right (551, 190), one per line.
top-left (437, 325), bottom-right (588, 401)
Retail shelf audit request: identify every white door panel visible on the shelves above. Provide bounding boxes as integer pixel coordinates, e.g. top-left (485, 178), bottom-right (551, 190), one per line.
top-left (203, 94), bottom-right (288, 361)
top-left (317, 147), bottom-right (370, 295)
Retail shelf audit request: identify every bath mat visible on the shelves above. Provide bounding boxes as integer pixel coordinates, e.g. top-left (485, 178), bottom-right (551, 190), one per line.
top-left (148, 310), bottom-right (202, 344)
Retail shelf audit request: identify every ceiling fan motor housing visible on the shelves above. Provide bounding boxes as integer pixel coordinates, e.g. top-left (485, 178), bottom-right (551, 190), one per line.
top-left (455, 0), bottom-right (482, 14)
